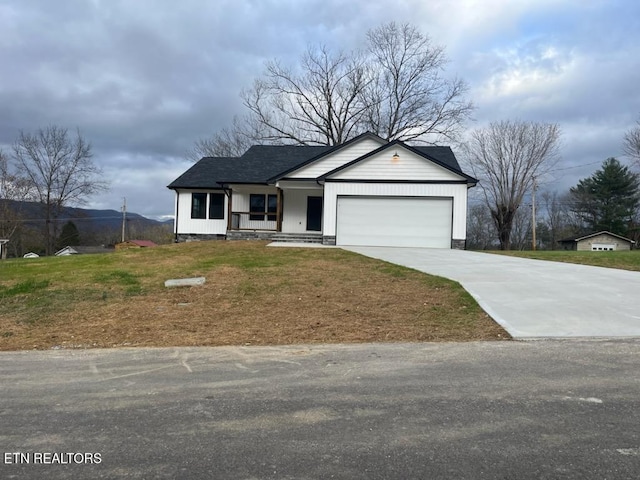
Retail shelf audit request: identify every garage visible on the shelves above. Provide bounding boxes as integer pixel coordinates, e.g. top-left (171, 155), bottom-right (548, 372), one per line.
top-left (336, 196), bottom-right (453, 248)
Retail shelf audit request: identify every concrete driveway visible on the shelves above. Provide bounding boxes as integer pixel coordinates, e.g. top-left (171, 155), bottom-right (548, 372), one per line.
top-left (343, 247), bottom-right (640, 338)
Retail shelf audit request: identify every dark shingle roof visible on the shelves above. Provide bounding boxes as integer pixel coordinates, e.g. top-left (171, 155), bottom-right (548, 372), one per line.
top-left (414, 146), bottom-right (461, 171)
top-left (168, 138), bottom-right (474, 189)
top-left (167, 146), bottom-right (331, 189)
top-left (235, 145), bottom-right (331, 183)
top-left (167, 157), bottom-right (237, 189)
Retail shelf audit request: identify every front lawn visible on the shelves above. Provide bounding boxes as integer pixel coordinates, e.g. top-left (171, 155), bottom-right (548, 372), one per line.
top-left (0, 241), bottom-right (508, 350)
top-left (487, 249), bottom-right (640, 272)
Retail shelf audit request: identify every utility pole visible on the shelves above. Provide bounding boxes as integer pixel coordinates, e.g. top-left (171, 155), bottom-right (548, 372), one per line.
top-left (121, 197), bottom-right (127, 243)
top-left (531, 179), bottom-right (537, 251)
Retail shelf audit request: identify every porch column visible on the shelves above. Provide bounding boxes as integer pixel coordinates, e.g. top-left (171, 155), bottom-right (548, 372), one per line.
top-left (226, 190), bottom-right (233, 231)
top-left (276, 188), bottom-right (283, 232)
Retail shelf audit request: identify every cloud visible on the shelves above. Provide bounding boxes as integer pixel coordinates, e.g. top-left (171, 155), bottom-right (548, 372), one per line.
top-left (0, 0), bottom-right (638, 218)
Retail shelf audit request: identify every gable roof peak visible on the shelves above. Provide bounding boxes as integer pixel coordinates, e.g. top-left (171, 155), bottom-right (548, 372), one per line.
top-left (560, 230), bottom-right (635, 243)
top-left (318, 140), bottom-right (477, 184)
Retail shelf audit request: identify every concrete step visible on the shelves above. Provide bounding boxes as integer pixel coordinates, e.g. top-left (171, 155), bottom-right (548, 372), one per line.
top-left (271, 233), bottom-right (323, 243)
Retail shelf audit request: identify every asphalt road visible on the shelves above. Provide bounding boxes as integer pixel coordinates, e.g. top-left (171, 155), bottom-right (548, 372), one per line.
top-left (1, 341), bottom-right (640, 479)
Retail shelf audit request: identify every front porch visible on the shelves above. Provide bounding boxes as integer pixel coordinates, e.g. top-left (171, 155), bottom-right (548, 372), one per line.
top-left (226, 183), bottom-right (324, 236)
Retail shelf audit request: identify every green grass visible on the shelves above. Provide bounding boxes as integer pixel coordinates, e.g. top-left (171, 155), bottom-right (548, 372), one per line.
top-left (0, 243), bottom-right (345, 325)
top-left (485, 249), bottom-right (640, 271)
top-left (0, 278), bottom-right (50, 297)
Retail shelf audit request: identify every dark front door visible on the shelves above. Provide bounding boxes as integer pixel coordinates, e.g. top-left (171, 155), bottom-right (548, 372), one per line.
top-left (306, 196), bottom-right (323, 231)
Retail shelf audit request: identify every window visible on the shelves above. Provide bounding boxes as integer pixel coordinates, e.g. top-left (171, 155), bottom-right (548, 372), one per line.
top-left (191, 193), bottom-right (207, 219)
top-left (250, 194), bottom-right (265, 221)
top-left (209, 193), bottom-right (225, 219)
top-left (248, 194), bottom-right (278, 221)
top-left (267, 194), bottom-right (278, 221)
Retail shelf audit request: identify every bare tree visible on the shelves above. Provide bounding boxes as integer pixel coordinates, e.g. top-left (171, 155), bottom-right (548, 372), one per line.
top-left (623, 118), bottom-right (640, 166)
top-left (242, 45), bottom-right (370, 146)
top-left (465, 120), bottom-right (561, 250)
top-left (466, 203), bottom-right (498, 250)
top-left (363, 22), bottom-right (473, 143)
top-left (12, 126), bottom-right (108, 255)
top-left (540, 191), bottom-right (573, 249)
top-left (509, 205), bottom-right (533, 251)
top-left (193, 22), bottom-right (473, 153)
top-left (186, 116), bottom-right (256, 160)
top-left (0, 150), bottom-right (33, 258)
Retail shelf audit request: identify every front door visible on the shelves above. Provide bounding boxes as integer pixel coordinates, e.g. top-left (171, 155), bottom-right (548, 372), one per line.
top-left (306, 196), bottom-right (323, 231)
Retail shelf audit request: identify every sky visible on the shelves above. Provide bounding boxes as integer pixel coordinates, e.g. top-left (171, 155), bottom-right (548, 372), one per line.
top-left (1, 0), bottom-right (639, 219)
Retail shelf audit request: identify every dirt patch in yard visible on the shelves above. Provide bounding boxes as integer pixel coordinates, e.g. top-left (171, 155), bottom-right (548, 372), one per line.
top-left (0, 242), bottom-right (509, 350)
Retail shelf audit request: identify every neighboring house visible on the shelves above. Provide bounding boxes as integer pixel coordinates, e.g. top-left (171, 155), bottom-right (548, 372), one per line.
top-left (167, 133), bottom-right (478, 249)
top-left (559, 231), bottom-right (635, 251)
top-left (54, 246), bottom-right (79, 256)
top-left (23, 252), bottom-right (40, 258)
top-left (115, 240), bottom-right (158, 250)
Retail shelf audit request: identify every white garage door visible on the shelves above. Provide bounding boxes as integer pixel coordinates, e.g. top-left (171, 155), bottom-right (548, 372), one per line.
top-left (336, 196), bottom-right (453, 248)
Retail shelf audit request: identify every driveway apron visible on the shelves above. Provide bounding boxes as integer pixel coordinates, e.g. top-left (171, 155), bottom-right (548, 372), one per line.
top-left (343, 247), bottom-right (640, 338)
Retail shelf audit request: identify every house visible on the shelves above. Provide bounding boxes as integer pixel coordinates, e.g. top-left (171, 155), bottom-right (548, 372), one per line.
top-left (167, 133), bottom-right (478, 249)
top-left (54, 246), bottom-right (79, 256)
top-left (559, 231), bottom-right (635, 251)
top-left (23, 252), bottom-right (40, 258)
top-left (115, 240), bottom-right (157, 250)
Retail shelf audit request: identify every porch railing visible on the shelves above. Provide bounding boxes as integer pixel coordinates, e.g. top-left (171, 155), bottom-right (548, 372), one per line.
top-left (229, 211), bottom-right (279, 231)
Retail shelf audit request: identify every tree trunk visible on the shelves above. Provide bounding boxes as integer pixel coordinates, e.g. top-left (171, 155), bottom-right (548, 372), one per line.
top-left (492, 206), bottom-right (515, 250)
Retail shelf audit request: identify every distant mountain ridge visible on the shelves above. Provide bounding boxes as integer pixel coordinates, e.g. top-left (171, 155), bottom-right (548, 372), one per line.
top-left (1, 200), bottom-right (172, 247)
top-left (2, 199), bottom-right (169, 228)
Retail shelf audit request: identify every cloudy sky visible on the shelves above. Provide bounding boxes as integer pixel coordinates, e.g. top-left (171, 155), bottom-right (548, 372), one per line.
top-left (1, 0), bottom-right (639, 219)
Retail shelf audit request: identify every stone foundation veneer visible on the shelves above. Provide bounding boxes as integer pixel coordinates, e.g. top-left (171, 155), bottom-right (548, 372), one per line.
top-left (176, 234), bottom-right (226, 242)
top-left (322, 236), bottom-right (337, 246)
top-left (226, 231), bottom-right (276, 241)
top-left (451, 239), bottom-right (466, 250)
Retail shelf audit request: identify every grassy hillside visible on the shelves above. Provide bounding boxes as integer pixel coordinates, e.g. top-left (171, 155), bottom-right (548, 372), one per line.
top-left (0, 241), bottom-right (508, 350)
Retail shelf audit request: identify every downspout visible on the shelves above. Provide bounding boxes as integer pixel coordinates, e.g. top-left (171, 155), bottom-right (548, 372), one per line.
top-left (174, 190), bottom-right (179, 242)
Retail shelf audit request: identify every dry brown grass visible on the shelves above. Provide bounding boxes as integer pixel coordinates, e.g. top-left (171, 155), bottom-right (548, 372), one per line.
top-left (0, 241), bottom-right (509, 350)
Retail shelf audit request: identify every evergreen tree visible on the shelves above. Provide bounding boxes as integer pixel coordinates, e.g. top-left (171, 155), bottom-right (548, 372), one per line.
top-left (569, 158), bottom-right (640, 235)
top-left (57, 221), bottom-right (81, 248)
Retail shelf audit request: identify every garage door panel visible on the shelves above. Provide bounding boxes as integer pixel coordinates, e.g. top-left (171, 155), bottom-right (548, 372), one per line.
top-left (336, 197), bottom-right (452, 248)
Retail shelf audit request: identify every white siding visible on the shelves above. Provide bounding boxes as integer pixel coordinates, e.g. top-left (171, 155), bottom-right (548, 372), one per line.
top-left (286, 138), bottom-right (383, 178)
top-left (327, 146), bottom-right (464, 181)
top-left (323, 182), bottom-right (468, 240)
top-left (175, 189), bottom-right (228, 235)
top-left (281, 189), bottom-right (324, 233)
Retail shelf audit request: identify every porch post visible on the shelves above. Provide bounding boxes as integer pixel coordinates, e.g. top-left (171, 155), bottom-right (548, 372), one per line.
top-left (276, 188), bottom-right (283, 232)
top-left (226, 189), bottom-right (233, 231)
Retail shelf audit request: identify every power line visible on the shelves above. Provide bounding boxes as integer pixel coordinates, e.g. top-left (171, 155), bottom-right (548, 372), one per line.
top-left (554, 160), bottom-right (602, 172)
